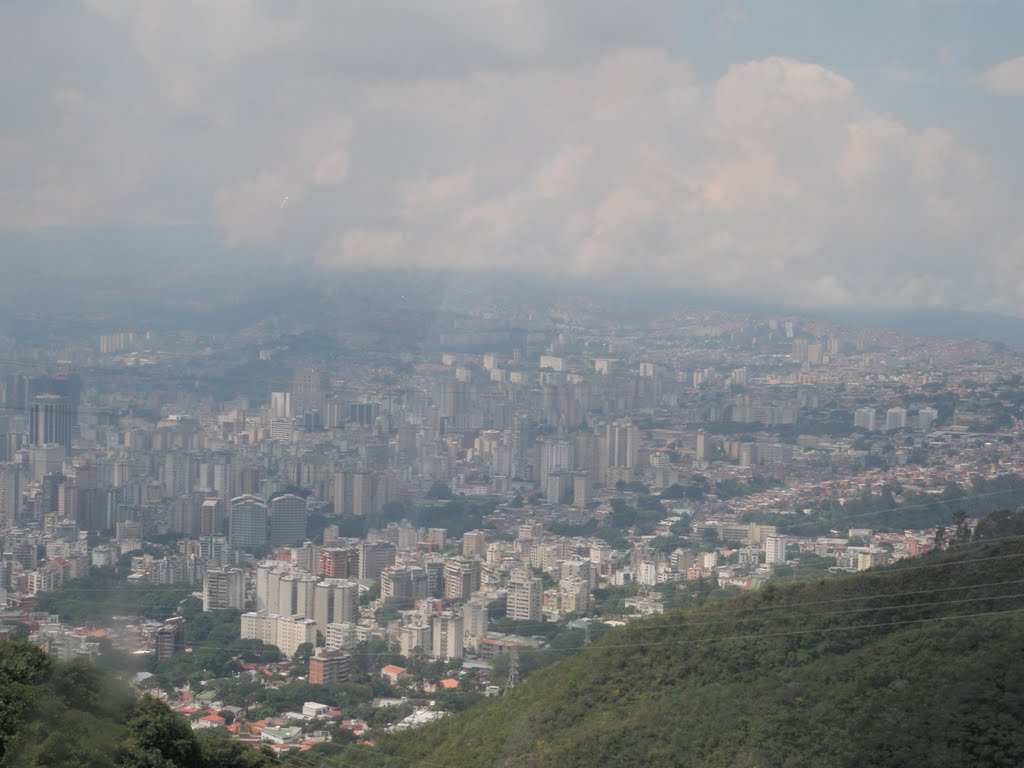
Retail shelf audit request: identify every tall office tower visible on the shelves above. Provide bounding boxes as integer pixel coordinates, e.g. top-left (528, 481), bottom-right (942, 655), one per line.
top-left (431, 611), bottom-right (464, 660)
top-left (854, 407), bottom-right (877, 431)
top-left (202, 567), bottom-right (245, 611)
top-left (29, 394), bottom-right (75, 456)
top-left (509, 410), bottom-right (530, 479)
top-left (269, 493), bottom-right (307, 546)
top-left (228, 495), bottom-right (268, 549)
top-left (462, 529), bottom-right (487, 558)
top-left (507, 571), bottom-right (543, 621)
top-left (357, 540), bottom-right (396, 580)
top-left (291, 367), bottom-right (327, 417)
top-left (885, 407), bottom-right (908, 431)
top-left (201, 497), bottom-right (225, 536)
top-left (0, 463), bottom-right (21, 530)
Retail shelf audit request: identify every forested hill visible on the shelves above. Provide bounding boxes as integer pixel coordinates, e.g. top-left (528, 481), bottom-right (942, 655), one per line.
top-left (358, 530), bottom-right (1024, 767)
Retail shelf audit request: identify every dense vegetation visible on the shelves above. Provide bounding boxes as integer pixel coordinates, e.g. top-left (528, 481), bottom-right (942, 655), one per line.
top-left (0, 641), bottom-right (274, 767)
top-left (338, 519), bottom-right (1024, 767)
top-left (35, 570), bottom-right (196, 625)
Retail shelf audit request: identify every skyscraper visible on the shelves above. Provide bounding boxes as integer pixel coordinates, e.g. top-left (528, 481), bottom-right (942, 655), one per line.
top-left (507, 571), bottom-right (543, 622)
top-left (291, 367), bottom-right (327, 417)
top-left (29, 394), bottom-right (75, 456)
top-left (0, 463), bottom-right (21, 530)
top-left (431, 610), bottom-right (464, 660)
top-left (269, 493), bottom-right (307, 546)
top-left (228, 495), bottom-right (268, 549)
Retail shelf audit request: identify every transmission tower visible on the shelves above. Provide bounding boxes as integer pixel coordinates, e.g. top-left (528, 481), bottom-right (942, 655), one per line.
top-left (505, 645), bottom-right (520, 693)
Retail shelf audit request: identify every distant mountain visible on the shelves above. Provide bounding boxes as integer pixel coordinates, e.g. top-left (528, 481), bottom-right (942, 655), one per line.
top-left (817, 307), bottom-right (1024, 349)
top-left (360, 532), bottom-right (1024, 767)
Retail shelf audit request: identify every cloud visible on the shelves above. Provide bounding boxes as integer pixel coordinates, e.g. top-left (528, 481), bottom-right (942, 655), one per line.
top-left (978, 57), bottom-right (1024, 94)
top-left (0, 2), bottom-right (1021, 313)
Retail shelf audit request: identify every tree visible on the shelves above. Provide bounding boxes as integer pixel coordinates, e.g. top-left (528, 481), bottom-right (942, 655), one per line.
top-left (0, 640), bottom-right (53, 761)
top-left (426, 482), bottom-right (453, 500)
top-left (292, 642), bottom-right (315, 669)
top-left (122, 695), bottom-right (202, 767)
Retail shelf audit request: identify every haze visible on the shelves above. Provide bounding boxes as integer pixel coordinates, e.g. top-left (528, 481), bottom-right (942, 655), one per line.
top-left (1, 1), bottom-right (1023, 313)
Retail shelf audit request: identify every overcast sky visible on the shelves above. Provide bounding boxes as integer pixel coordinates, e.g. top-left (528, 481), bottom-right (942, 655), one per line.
top-left (2, 1), bottom-right (1023, 313)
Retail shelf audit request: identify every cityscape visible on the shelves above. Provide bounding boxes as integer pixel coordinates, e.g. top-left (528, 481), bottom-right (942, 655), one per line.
top-left (3, 1), bottom-right (1024, 765)
top-left (3, 293), bottom-right (1024, 757)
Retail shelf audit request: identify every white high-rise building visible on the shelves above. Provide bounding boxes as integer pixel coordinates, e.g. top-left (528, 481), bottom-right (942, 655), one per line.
top-left (507, 571), bottom-right (543, 622)
top-left (240, 612), bottom-right (317, 658)
top-left (431, 611), bottom-right (464, 660)
top-left (400, 624), bottom-right (432, 657)
top-left (312, 579), bottom-right (358, 634)
top-left (765, 536), bottom-right (788, 565)
top-left (885, 407), bottom-right (907, 431)
top-left (854, 407), bottom-right (876, 431)
top-left (203, 567), bottom-right (245, 612)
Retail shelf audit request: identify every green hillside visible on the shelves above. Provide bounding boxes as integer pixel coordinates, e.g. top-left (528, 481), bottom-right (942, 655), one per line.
top-left (357, 533), bottom-right (1024, 767)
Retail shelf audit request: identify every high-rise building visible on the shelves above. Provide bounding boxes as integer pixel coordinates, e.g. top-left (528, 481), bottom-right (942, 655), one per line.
top-left (431, 611), bottom-right (464, 660)
top-left (318, 547), bottom-right (359, 578)
top-left (312, 579), bottom-right (358, 633)
top-left (765, 536), bottom-right (788, 565)
top-left (241, 612), bottom-right (317, 658)
top-left (333, 470), bottom-right (377, 516)
top-left (507, 571), bottom-right (543, 622)
top-left (400, 624), bottom-right (432, 657)
top-left (0, 463), bottom-right (21, 530)
top-left (357, 541), bottom-right (396, 580)
top-left (203, 567), bottom-right (245, 611)
top-left (269, 493), bottom-right (307, 546)
top-left (228, 495), bottom-right (268, 549)
top-left (380, 566), bottom-right (429, 604)
top-left (201, 498), bottom-right (225, 536)
top-left (854, 407), bottom-right (876, 431)
top-left (153, 617), bottom-right (186, 661)
top-left (918, 407), bottom-right (938, 431)
top-left (29, 394), bottom-right (75, 456)
top-left (309, 650), bottom-right (351, 685)
top-left (462, 529), bottom-right (486, 558)
top-left (291, 368), bottom-right (327, 418)
top-left (885, 407), bottom-right (908, 432)
top-left (444, 559), bottom-right (481, 602)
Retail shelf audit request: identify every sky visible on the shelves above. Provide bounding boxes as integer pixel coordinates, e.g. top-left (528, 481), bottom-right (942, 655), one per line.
top-left (1, 1), bottom-right (1023, 314)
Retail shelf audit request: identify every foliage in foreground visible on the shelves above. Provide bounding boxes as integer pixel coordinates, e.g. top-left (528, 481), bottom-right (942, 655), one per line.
top-left (0, 642), bottom-right (273, 768)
